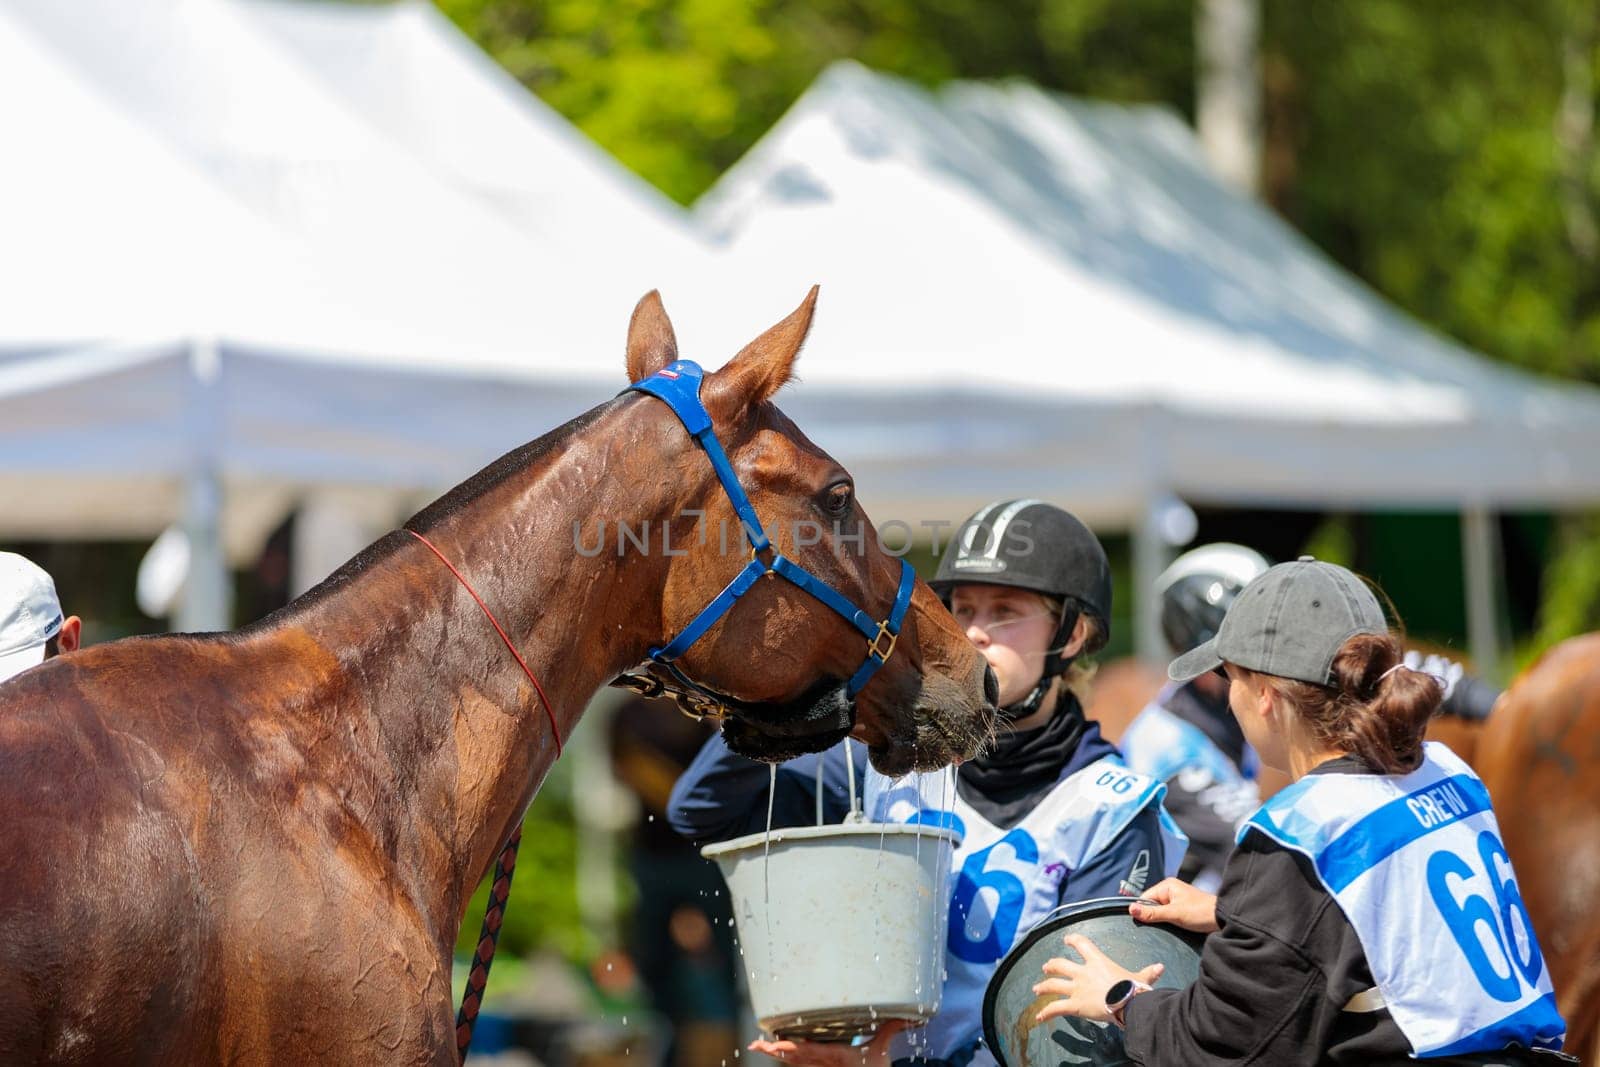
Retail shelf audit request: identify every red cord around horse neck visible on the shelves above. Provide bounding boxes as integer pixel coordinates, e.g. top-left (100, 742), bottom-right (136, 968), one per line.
top-left (407, 529), bottom-right (561, 757)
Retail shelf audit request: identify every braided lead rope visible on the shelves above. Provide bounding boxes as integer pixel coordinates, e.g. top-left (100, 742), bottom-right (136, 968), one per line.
top-left (455, 826), bottom-right (523, 1062)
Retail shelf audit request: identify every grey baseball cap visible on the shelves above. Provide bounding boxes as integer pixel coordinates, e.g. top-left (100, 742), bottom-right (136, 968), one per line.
top-left (1168, 556), bottom-right (1388, 686)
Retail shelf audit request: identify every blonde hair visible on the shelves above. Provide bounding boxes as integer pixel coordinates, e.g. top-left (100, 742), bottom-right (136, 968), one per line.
top-left (1059, 612), bottom-right (1102, 706)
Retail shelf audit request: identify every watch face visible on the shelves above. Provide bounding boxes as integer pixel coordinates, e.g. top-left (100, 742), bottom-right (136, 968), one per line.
top-left (1105, 978), bottom-right (1135, 1007)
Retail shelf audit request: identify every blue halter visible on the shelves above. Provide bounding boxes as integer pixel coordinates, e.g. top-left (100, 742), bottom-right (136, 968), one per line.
top-left (622, 360), bottom-right (915, 708)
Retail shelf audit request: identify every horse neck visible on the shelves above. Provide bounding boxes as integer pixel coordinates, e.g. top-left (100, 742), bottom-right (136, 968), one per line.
top-left (280, 399), bottom-right (686, 943)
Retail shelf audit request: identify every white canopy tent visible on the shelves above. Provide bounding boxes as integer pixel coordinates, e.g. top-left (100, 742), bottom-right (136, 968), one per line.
top-left (694, 62), bottom-right (1600, 665)
top-left (2, 0), bottom-right (639, 368)
top-left (0, 5), bottom-right (563, 627)
top-left (235, 0), bottom-right (712, 294)
top-left (0, 0), bottom-right (731, 626)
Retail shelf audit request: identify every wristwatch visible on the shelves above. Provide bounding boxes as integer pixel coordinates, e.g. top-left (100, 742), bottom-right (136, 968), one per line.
top-left (1104, 978), bottom-right (1153, 1028)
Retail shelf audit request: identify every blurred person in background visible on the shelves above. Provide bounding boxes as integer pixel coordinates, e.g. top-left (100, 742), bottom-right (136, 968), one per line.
top-left (669, 500), bottom-right (1184, 1067)
top-left (607, 695), bottom-right (739, 1067)
top-left (0, 551), bottom-right (81, 685)
top-left (1118, 544), bottom-right (1273, 891)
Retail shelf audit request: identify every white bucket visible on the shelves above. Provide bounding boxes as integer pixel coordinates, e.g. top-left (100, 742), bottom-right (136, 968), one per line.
top-left (702, 823), bottom-right (957, 1041)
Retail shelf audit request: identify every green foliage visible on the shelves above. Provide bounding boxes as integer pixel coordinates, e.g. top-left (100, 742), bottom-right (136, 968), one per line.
top-left (1263, 0), bottom-right (1600, 383)
top-left (1301, 514), bottom-right (1357, 570)
top-left (1530, 512), bottom-right (1600, 658)
top-left (438, 0), bottom-right (1193, 204)
top-left (454, 756), bottom-right (605, 965)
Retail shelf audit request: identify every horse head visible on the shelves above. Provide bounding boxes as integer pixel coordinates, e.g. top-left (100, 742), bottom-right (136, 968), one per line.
top-left (617, 287), bottom-right (998, 774)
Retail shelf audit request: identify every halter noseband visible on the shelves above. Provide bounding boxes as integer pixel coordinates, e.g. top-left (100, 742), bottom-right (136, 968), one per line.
top-left (610, 360), bottom-right (914, 721)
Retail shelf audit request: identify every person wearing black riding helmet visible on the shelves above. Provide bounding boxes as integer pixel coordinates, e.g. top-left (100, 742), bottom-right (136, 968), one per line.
top-left (1119, 544), bottom-right (1273, 892)
top-left (667, 500), bottom-right (1185, 1067)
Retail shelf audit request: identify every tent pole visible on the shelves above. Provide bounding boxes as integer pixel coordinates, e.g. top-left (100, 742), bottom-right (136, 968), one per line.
top-left (1133, 492), bottom-right (1174, 665)
top-left (1196, 0), bottom-right (1262, 195)
top-left (176, 337), bottom-right (232, 633)
top-left (1461, 505), bottom-right (1502, 682)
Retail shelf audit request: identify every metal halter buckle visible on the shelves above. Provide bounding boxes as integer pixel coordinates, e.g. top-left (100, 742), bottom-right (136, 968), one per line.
top-left (867, 620), bottom-right (898, 664)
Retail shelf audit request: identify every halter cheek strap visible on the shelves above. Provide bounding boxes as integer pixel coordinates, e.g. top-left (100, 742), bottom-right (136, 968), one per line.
top-left (624, 360), bottom-right (914, 704)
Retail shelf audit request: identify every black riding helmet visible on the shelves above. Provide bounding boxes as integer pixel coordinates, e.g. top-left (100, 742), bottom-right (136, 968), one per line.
top-left (931, 500), bottom-right (1112, 717)
top-left (1155, 543), bottom-right (1272, 658)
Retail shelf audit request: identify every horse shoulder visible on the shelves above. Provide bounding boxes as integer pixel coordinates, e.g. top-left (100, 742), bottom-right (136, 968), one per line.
top-left (1476, 633), bottom-right (1600, 1056)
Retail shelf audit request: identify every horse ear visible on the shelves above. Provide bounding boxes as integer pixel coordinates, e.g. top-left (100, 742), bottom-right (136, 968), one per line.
top-left (625, 290), bottom-right (679, 383)
top-left (706, 285), bottom-right (819, 420)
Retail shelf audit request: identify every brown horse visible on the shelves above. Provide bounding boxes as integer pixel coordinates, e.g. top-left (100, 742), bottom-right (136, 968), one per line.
top-left (1470, 633), bottom-right (1600, 1059)
top-left (0, 289), bottom-right (997, 1065)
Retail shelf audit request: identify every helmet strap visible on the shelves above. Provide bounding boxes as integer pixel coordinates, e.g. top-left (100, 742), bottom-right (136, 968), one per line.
top-left (1039, 604), bottom-right (1083, 681)
top-left (999, 675), bottom-right (1054, 722)
top-left (999, 604), bottom-right (1082, 721)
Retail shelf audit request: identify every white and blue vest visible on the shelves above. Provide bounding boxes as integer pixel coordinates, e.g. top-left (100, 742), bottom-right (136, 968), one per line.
top-left (1240, 742), bottom-right (1565, 1057)
top-left (866, 758), bottom-right (1185, 1065)
top-left (1122, 689), bottom-right (1261, 891)
top-left (1121, 685), bottom-right (1251, 789)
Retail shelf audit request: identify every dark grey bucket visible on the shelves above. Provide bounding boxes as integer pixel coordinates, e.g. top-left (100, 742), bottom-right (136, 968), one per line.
top-left (982, 897), bottom-right (1206, 1067)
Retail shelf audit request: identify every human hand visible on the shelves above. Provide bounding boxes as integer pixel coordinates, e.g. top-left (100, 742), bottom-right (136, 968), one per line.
top-left (748, 1019), bottom-right (912, 1065)
top-left (1032, 933), bottom-right (1164, 1024)
top-left (1128, 877), bottom-right (1220, 933)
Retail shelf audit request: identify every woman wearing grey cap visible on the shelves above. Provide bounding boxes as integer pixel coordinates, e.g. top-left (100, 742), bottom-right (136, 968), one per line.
top-left (1030, 558), bottom-right (1570, 1065)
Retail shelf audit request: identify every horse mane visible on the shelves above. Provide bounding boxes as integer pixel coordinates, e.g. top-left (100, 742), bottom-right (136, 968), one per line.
top-left (239, 394), bottom-right (632, 635)
top-left (405, 398), bottom-right (625, 532)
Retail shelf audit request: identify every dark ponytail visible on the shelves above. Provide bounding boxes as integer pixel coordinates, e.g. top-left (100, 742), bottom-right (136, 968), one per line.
top-left (1259, 631), bottom-right (1442, 774)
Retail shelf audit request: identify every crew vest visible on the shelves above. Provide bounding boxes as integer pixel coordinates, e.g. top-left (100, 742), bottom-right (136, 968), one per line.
top-left (1241, 748), bottom-right (1568, 1055)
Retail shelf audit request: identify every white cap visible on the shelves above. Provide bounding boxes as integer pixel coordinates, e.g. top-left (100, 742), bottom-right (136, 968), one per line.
top-left (0, 552), bottom-right (64, 683)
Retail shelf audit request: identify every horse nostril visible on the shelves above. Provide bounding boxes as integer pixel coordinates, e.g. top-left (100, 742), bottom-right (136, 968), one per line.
top-left (982, 665), bottom-right (999, 707)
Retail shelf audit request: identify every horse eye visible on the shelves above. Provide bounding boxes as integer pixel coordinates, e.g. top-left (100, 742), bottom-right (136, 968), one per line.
top-left (823, 482), bottom-right (854, 516)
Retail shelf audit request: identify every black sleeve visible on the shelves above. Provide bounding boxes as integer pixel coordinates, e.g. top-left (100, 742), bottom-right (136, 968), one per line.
top-left (1442, 674), bottom-right (1500, 721)
top-left (1121, 833), bottom-right (1408, 1065)
top-left (1059, 803), bottom-right (1167, 904)
top-left (665, 732), bottom-right (867, 845)
top-left (1160, 771), bottom-right (1259, 887)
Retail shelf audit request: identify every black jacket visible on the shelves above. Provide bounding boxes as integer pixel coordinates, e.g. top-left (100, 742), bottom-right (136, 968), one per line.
top-left (1123, 756), bottom-right (1556, 1067)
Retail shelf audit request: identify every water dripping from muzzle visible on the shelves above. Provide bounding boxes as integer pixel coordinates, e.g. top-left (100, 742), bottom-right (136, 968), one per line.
top-left (764, 764), bottom-right (776, 989)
